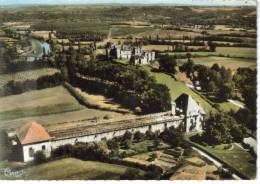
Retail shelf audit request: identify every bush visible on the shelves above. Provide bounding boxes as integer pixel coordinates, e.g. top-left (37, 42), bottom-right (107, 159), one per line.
top-left (145, 164), bottom-right (163, 179)
top-left (224, 144), bottom-right (232, 150)
top-left (134, 131), bottom-right (144, 142)
top-left (122, 139), bottom-right (132, 149)
top-left (107, 138), bottom-right (120, 151)
top-left (145, 129), bottom-right (155, 140)
top-left (120, 168), bottom-right (143, 180)
top-left (134, 106), bottom-right (142, 114)
top-left (123, 131), bottom-right (132, 140)
top-left (119, 151), bottom-right (128, 158)
top-left (103, 114), bottom-right (110, 119)
top-left (34, 151), bottom-right (47, 164)
top-left (161, 127), bottom-right (184, 147)
top-left (153, 139), bottom-right (161, 149)
top-left (147, 152), bottom-right (158, 162)
top-left (51, 142), bottom-right (109, 161)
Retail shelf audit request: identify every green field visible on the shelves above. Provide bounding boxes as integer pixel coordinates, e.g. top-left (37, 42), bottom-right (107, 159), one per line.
top-left (203, 144), bottom-right (256, 179)
top-left (111, 27), bottom-right (154, 37)
top-left (0, 158), bottom-right (146, 180)
top-left (178, 56), bottom-right (256, 71)
top-left (216, 47), bottom-right (256, 59)
top-left (0, 86), bottom-right (84, 122)
top-left (32, 21), bottom-right (110, 34)
top-left (169, 47), bottom-right (256, 59)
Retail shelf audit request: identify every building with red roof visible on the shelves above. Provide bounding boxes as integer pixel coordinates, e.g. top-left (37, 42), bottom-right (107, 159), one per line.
top-left (15, 122), bottom-right (52, 162)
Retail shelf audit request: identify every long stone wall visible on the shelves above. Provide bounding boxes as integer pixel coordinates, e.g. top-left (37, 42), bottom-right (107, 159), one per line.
top-left (51, 117), bottom-right (185, 150)
top-left (20, 111), bottom-right (204, 162)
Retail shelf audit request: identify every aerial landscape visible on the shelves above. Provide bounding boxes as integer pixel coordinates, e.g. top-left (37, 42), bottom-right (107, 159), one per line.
top-left (0, 0), bottom-right (257, 181)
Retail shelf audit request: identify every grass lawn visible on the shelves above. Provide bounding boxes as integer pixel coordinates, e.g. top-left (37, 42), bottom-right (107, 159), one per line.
top-left (0, 158), bottom-right (146, 180)
top-left (0, 86), bottom-right (84, 122)
top-left (203, 144), bottom-right (256, 179)
top-left (142, 66), bottom-right (216, 113)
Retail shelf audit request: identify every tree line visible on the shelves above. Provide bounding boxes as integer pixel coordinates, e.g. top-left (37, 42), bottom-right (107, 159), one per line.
top-left (0, 73), bottom-right (64, 96)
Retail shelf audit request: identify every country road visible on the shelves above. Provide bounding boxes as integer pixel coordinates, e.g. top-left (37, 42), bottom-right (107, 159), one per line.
top-left (228, 99), bottom-right (245, 109)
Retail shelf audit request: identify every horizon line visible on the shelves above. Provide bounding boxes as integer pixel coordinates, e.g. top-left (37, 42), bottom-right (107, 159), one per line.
top-left (0, 2), bottom-right (257, 7)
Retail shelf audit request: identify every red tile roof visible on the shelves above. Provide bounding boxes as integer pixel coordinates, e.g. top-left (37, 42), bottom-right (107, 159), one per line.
top-left (16, 122), bottom-right (51, 145)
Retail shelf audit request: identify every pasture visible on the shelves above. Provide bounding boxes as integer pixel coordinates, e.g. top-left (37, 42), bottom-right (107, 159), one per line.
top-left (0, 86), bottom-right (84, 122)
top-left (216, 47), bottom-right (256, 59)
top-left (111, 27), bottom-right (154, 37)
top-left (32, 20), bottom-right (110, 34)
top-left (168, 47), bottom-right (256, 59)
top-left (178, 56), bottom-right (256, 71)
top-left (135, 29), bottom-right (202, 39)
top-left (143, 45), bottom-right (172, 52)
top-left (0, 158), bottom-right (146, 180)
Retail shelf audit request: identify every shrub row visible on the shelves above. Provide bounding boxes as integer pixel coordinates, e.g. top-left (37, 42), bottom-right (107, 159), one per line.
top-left (63, 82), bottom-right (129, 114)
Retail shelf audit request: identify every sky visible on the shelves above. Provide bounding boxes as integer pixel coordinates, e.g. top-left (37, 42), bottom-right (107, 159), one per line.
top-left (0, 0), bottom-right (257, 6)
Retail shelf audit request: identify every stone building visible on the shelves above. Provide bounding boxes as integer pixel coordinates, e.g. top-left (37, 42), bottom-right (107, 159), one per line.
top-left (106, 44), bottom-right (155, 65)
top-left (173, 93), bottom-right (206, 132)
